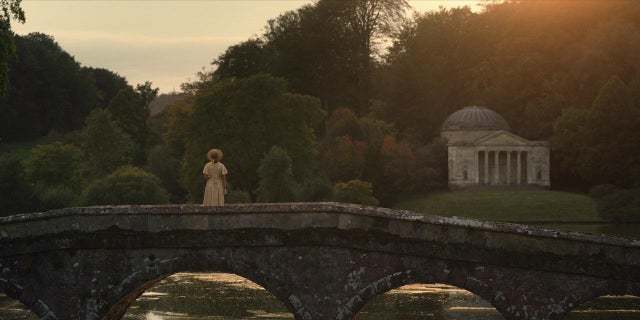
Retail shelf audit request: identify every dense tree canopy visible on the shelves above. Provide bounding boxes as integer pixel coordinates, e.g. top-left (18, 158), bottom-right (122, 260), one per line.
top-left (4, 0), bottom-right (640, 212)
top-left (181, 74), bottom-right (324, 200)
top-left (1, 33), bottom-right (99, 141)
top-left (81, 108), bottom-right (135, 177)
top-left (0, 0), bottom-right (24, 97)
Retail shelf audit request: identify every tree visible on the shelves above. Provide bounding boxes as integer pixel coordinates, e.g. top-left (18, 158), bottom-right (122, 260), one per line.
top-left (553, 76), bottom-right (640, 188)
top-left (147, 144), bottom-right (186, 202)
top-left (375, 135), bottom-right (416, 202)
top-left (320, 135), bottom-right (366, 182)
top-left (181, 74), bottom-right (323, 200)
top-left (81, 108), bottom-right (135, 177)
top-left (24, 142), bottom-right (83, 188)
top-left (0, 152), bottom-right (40, 216)
top-left (108, 82), bottom-right (158, 163)
top-left (84, 67), bottom-right (129, 108)
top-left (213, 39), bottom-right (273, 80)
top-left (0, 0), bottom-right (24, 97)
top-left (1, 33), bottom-right (99, 142)
top-left (82, 166), bottom-right (169, 205)
top-left (333, 179), bottom-right (379, 206)
top-left (597, 188), bottom-right (640, 222)
top-left (23, 142), bottom-right (84, 209)
top-left (164, 97), bottom-right (194, 157)
top-left (255, 146), bottom-right (298, 202)
top-left (413, 137), bottom-right (448, 191)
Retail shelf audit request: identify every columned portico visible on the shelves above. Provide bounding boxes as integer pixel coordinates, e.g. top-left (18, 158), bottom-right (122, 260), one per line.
top-left (477, 149), bottom-right (529, 186)
top-left (442, 106), bottom-right (550, 189)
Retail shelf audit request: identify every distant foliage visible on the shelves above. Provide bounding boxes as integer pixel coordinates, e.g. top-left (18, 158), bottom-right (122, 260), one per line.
top-left (589, 184), bottom-right (619, 199)
top-left (108, 82), bottom-right (158, 163)
top-left (24, 142), bottom-right (83, 189)
top-left (2, 33), bottom-right (99, 141)
top-left (255, 146), bottom-right (298, 203)
top-left (0, 0), bottom-right (24, 97)
top-left (412, 138), bottom-right (449, 191)
top-left (81, 108), bottom-right (135, 177)
top-left (0, 153), bottom-right (40, 216)
top-left (553, 77), bottom-right (640, 188)
top-left (298, 175), bottom-right (333, 202)
top-left (597, 188), bottom-right (640, 222)
top-left (320, 135), bottom-right (366, 182)
top-left (181, 74), bottom-right (323, 200)
top-left (24, 142), bottom-right (84, 208)
top-left (333, 180), bottom-right (379, 206)
top-left (82, 166), bottom-right (169, 206)
top-left (226, 190), bottom-right (252, 204)
top-left (146, 144), bottom-right (186, 203)
top-left (84, 67), bottom-right (130, 108)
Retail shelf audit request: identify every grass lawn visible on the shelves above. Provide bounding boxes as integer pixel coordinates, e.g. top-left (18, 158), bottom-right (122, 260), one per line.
top-left (394, 190), bottom-right (600, 222)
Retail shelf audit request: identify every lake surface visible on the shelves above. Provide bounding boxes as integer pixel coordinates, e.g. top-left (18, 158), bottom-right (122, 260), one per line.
top-left (1, 273), bottom-right (639, 320)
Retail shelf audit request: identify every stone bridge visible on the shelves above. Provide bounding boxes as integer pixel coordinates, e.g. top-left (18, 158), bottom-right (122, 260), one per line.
top-left (1, 203), bottom-right (640, 320)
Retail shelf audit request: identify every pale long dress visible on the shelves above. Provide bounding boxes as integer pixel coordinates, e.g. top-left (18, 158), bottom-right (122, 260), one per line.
top-left (203, 161), bottom-right (228, 206)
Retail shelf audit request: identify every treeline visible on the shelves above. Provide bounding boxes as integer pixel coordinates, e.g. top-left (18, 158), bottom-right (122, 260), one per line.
top-left (2, 0), bottom-right (640, 217)
top-left (165, 1), bottom-right (640, 202)
top-left (0, 29), bottom-right (171, 214)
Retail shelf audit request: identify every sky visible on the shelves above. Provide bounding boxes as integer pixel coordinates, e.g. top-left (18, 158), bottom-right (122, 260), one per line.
top-left (14, 1), bottom-right (482, 93)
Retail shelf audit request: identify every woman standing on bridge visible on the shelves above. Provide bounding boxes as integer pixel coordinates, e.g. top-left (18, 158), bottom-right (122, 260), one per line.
top-left (203, 148), bottom-right (228, 206)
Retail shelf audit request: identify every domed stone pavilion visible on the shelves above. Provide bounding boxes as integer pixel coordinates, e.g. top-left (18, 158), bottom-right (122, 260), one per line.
top-left (441, 106), bottom-right (550, 189)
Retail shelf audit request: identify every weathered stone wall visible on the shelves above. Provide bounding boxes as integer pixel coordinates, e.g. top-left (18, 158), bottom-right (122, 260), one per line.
top-left (1, 203), bottom-right (640, 320)
top-left (528, 145), bottom-right (551, 186)
top-left (448, 146), bottom-right (479, 187)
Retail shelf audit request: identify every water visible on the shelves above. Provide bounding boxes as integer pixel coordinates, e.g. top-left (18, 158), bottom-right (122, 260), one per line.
top-left (1, 273), bottom-right (639, 320)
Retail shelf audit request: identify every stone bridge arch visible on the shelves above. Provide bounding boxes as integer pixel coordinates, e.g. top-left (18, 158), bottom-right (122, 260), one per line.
top-left (2, 203), bottom-right (640, 320)
top-left (102, 251), bottom-right (298, 319)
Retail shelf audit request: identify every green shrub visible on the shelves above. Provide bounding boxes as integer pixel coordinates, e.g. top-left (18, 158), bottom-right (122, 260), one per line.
top-left (147, 144), bottom-right (186, 202)
top-left (38, 185), bottom-right (78, 209)
top-left (226, 190), bottom-right (252, 204)
top-left (255, 146), bottom-right (298, 203)
top-left (299, 175), bottom-right (333, 202)
top-left (82, 108), bottom-right (135, 176)
top-left (333, 180), bottom-right (379, 206)
top-left (23, 142), bottom-right (84, 209)
top-left (24, 142), bottom-right (83, 188)
top-left (82, 166), bottom-right (169, 205)
top-left (0, 153), bottom-right (40, 216)
top-left (597, 188), bottom-right (640, 222)
top-left (589, 184), bottom-right (619, 199)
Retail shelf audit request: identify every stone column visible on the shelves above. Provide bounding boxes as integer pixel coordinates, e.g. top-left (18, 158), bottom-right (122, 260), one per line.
top-left (516, 151), bottom-right (522, 185)
top-left (484, 150), bottom-right (489, 185)
top-left (494, 151), bottom-right (500, 185)
top-left (475, 150), bottom-right (480, 183)
top-left (507, 151), bottom-right (511, 185)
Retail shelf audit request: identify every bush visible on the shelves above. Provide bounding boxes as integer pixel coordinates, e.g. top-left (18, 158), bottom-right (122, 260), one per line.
top-left (147, 144), bottom-right (186, 202)
top-left (298, 175), bottom-right (333, 202)
top-left (82, 108), bottom-right (135, 177)
top-left (589, 184), bottom-right (619, 199)
top-left (0, 154), bottom-right (41, 216)
top-left (333, 180), bottom-right (379, 206)
top-left (24, 142), bottom-right (83, 188)
top-left (82, 166), bottom-right (169, 205)
top-left (38, 185), bottom-right (78, 209)
top-left (226, 190), bottom-right (252, 204)
top-left (597, 188), bottom-right (640, 222)
top-left (23, 142), bottom-right (84, 209)
top-left (255, 146), bottom-right (298, 203)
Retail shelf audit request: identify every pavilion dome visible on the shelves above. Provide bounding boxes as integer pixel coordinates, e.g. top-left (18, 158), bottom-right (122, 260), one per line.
top-left (442, 106), bottom-right (510, 132)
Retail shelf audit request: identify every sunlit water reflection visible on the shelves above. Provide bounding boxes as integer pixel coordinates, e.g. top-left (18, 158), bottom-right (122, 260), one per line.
top-left (1, 273), bottom-right (639, 319)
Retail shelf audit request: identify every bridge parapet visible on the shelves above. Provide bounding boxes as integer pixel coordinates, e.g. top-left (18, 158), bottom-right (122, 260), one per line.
top-left (1, 203), bottom-right (640, 320)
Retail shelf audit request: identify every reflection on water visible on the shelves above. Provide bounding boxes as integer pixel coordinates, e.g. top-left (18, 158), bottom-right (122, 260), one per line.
top-left (1, 273), bottom-right (639, 319)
